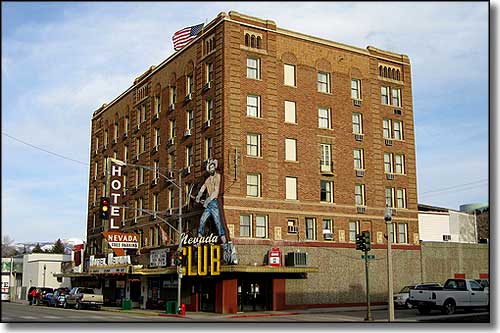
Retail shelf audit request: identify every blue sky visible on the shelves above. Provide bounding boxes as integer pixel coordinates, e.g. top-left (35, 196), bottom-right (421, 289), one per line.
top-left (2, 2), bottom-right (490, 243)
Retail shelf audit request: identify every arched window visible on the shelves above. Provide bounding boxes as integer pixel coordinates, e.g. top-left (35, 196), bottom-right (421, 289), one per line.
top-left (396, 70), bottom-right (400, 81)
top-left (257, 36), bottom-right (262, 49)
top-left (245, 34), bottom-right (250, 46)
top-left (250, 35), bottom-right (256, 48)
top-left (383, 67), bottom-right (388, 78)
top-left (391, 68), bottom-right (395, 80)
top-left (379, 66), bottom-right (383, 76)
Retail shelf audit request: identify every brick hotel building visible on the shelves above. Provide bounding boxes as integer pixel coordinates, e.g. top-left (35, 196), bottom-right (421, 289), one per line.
top-left (83, 11), bottom-right (419, 313)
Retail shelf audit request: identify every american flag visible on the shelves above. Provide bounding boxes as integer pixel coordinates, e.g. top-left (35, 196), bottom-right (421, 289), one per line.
top-left (172, 23), bottom-right (204, 51)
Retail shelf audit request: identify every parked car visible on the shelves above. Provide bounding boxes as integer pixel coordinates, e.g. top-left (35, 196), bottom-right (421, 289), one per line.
top-left (48, 288), bottom-right (70, 307)
top-left (65, 287), bottom-right (103, 310)
top-left (393, 283), bottom-right (441, 309)
top-left (37, 287), bottom-right (54, 306)
top-left (408, 278), bottom-right (489, 315)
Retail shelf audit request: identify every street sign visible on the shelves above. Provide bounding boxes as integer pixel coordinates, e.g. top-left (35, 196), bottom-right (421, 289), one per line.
top-left (361, 255), bottom-right (375, 260)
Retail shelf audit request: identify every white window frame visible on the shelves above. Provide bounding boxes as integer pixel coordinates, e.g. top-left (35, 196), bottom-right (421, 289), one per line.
top-left (355, 184), bottom-right (365, 206)
top-left (383, 119), bottom-right (392, 139)
top-left (206, 62), bottom-right (213, 83)
top-left (155, 95), bottom-right (161, 115)
top-left (285, 138), bottom-right (297, 161)
top-left (255, 215), bottom-right (268, 238)
top-left (385, 187), bottom-right (395, 208)
top-left (393, 120), bottom-right (403, 140)
top-left (320, 144), bottom-right (332, 172)
top-left (349, 221), bottom-right (360, 242)
top-left (168, 188), bottom-right (175, 209)
top-left (246, 173), bottom-right (261, 197)
top-left (317, 72), bottom-right (330, 93)
top-left (384, 153), bottom-right (394, 174)
top-left (206, 98), bottom-right (213, 121)
top-left (170, 86), bottom-right (177, 105)
top-left (124, 145), bottom-right (129, 162)
top-left (246, 95), bottom-right (260, 118)
top-left (284, 64), bottom-right (296, 87)
top-left (154, 128), bottom-right (160, 147)
top-left (318, 107), bottom-right (331, 129)
top-left (351, 79), bottom-right (361, 100)
top-left (354, 149), bottom-right (364, 170)
top-left (398, 223), bottom-right (408, 243)
top-left (240, 214), bottom-right (252, 237)
top-left (186, 145), bottom-right (193, 167)
top-left (397, 188), bottom-right (407, 208)
top-left (286, 177), bottom-right (298, 200)
top-left (205, 137), bottom-right (213, 160)
top-left (395, 154), bottom-right (405, 174)
top-left (187, 74), bottom-right (194, 95)
top-left (305, 217), bottom-right (316, 240)
top-left (352, 113), bottom-right (362, 134)
top-left (320, 180), bottom-right (333, 203)
top-left (247, 57), bottom-right (260, 79)
top-left (187, 110), bottom-right (194, 130)
top-left (381, 86), bottom-right (390, 105)
top-left (246, 133), bottom-right (261, 157)
top-left (284, 100), bottom-right (297, 124)
top-left (154, 160), bottom-right (159, 180)
top-left (124, 117), bottom-right (129, 135)
top-left (170, 120), bottom-right (176, 139)
top-left (392, 88), bottom-right (401, 107)
top-left (323, 219), bottom-right (333, 234)
top-left (114, 123), bottom-right (118, 141)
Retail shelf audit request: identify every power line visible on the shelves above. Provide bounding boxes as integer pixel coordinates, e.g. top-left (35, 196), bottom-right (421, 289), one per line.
top-left (420, 179), bottom-right (488, 195)
top-left (3, 132), bottom-right (88, 166)
top-left (420, 183), bottom-right (488, 199)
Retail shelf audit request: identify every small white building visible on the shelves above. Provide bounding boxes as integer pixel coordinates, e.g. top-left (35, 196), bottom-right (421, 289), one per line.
top-left (22, 253), bottom-right (72, 290)
top-left (418, 204), bottom-right (478, 243)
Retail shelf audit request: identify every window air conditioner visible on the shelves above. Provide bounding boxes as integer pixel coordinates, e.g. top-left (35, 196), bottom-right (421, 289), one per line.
top-left (353, 99), bottom-right (362, 107)
top-left (355, 134), bottom-right (364, 141)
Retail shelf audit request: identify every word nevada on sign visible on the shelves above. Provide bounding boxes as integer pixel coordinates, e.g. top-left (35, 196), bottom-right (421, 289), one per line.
top-left (103, 232), bottom-right (139, 249)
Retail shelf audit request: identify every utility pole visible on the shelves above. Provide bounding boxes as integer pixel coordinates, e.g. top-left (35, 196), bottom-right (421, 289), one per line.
top-left (176, 170), bottom-right (183, 314)
top-left (384, 207), bottom-right (395, 322)
top-left (43, 264), bottom-right (47, 288)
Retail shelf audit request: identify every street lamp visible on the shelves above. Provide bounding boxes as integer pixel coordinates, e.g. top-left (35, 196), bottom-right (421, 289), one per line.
top-left (43, 264), bottom-right (47, 288)
top-left (384, 207), bottom-right (395, 322)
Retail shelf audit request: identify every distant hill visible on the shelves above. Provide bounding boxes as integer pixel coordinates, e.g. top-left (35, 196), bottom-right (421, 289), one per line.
top-left (13, 238), bottom-right (84, 255)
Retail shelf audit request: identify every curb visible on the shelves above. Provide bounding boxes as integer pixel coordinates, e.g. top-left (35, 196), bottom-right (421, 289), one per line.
top-left (228, 312), bottom-right (299, 319)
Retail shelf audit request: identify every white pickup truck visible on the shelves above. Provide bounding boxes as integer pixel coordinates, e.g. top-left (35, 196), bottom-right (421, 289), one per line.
top-left (408, 278), bottom-right (489, 315)
top-left (64, 287), bottom-right (103, 310)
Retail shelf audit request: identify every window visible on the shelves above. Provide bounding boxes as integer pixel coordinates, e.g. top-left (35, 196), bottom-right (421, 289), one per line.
top-left (287, 219), bottom-right (298, 234)
top-left (352, 113), bottom-right (362, 134)
top-left (138, 197), bottom-right (143, 216)
top-left (320, 144), bottom-right (332, 172)
top-left (206, 99), bottom-right (213, 120)
top-left (247, 133), bottom-right (261, 157)
top-left (318, 107), bottom-right (331, 129)
top-left (323, 219), bottom-right (333, 239)
top-left (395, 154), bottom-right (405, 174)
top-left (284, 100), bottom-right (296, 123)
top-left (169, 153), bottom-right (175, 171)
top-left (135, 168), bottom-right (139, 186)
top-left (383, 119), bottom-right (392, 139)
top-left (155, 96), bottom-right (161, 115)
top-left (392, 88), bottom-right (401, 107)
top-left (170, 120), bottom-right (176, 138)
top-left (205, 137), bottom-right (213, 160)
top-left (93, 187), bottom-right (97, 204)
top-left (284, 64), bottom-right (296, 86)
top-left (114, 123), bottom-right (118, 141)
top-left (393, 120), bottom-right (403, 140)
top-left (246, 95), bottom-right (260, 118)
top-left (240, 215), bottom-right (251, 237)
top-left (318, 72), bottom-right (330, 93)
top-left (384, 153), bottom-right (394, 173)
top-left (187, 110), bottom-right (194, 130)
top-left (255, 216), bottom-right (268, 238)
top-left (206, 62), bottom-right (213, 83)
top-left (247, 57), bottom-right (260, 79)
top-left (168, 188), bottom-right (175, 209)
top-left (95, 136), bottom-right (99, 151)
top-left (113, 151), bottom-right (117, 160)
top-left (305, 218), bottom-right (316, 240)
top-left (381, 86), bottom-right (390, 105)
top-left (320, 180), bottom-right (333, 203)
top-left (124, 116), bottom-right (129, 135)
top-left (286, 177), bottom-right (297, 200)
top-left (349, 221), bottom-right (360, 242)
top-left (140, 135), bottom-right (145, 153)
top-left (92, 213), bottom-right (96, 229)
top-left (398, 223), bottom-right (408, 243)
top-left (154, 128), bottom-right (160, 147)
top-left (247, 174), bottom-right (261, 197)
top-left (354, 149), bottom-right (364, 170)
top-left (396, 188), bottom-right (407, 208)
top-left (134, 200), bottom-right (138, 219)
top-left (153, 193), bottom-right (158, 214)
top-left (186, 146), bottom-right (193, 167)
top-left (385, 187), bottom-right (395, 207)
top-left (187, 74), bottom-right (194, 95)
top-left (139, 167), bottom-right (144, 184)
top-left (170, 86), bottom-right (177, 105)
top-left (104, 130), bottom-right (108, 147)
top-left (285, 138), bottom-right (297, 161)
top-left (351, 79), bottom-right (361, 100)
top-left (154, 160), bottom-right (159, 180)
top-left (136, 109), bottom-right (141, 128)
top-left (94, 162), bottom-right (98, 179)
top-left (355, 184), bottom-right (365, 206)
top-left (123, 175), bottom-right (127, 195)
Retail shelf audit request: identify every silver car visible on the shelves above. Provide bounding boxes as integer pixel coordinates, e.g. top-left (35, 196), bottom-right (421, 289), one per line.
top-left (394, 283), bottom-right (441, 309)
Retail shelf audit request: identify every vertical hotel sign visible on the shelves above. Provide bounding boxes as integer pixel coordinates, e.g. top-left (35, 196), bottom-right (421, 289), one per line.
top-left (108, 158), bottom-right (123, 230)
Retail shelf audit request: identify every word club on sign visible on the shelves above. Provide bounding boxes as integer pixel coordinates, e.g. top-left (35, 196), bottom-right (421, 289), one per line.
top-left (181, 245), bottom-right (221, 276)
top-left (109, 161), bottom-right (123, 229)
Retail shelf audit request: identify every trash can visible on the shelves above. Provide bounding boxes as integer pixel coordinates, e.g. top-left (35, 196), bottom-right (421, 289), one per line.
top-left (166, 300), bottom-right (178, 314)
top-left (122, 299), bottom-right (132, 310)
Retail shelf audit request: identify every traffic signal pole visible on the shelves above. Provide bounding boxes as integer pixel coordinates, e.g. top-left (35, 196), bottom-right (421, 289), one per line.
top-left (177, 170), bottom-right (183, 314)
top-left (364, 249), bottom-right (372, 321)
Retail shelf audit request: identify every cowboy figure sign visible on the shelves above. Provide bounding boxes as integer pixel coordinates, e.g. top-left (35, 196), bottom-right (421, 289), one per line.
top-left (195, 159), bottom-right (237, 264)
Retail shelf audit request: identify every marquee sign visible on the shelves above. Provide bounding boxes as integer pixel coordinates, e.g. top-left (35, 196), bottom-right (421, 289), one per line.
top-left (102, 231), bottom-right (139, 256)
top-left (89, 254), bottom-right (130, 274)
top-left (108, 158), bottom-right (123, 230)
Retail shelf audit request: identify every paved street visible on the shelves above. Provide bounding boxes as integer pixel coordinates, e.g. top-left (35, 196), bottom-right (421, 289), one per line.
top-left (1, 301), bottom-right (489, 323)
